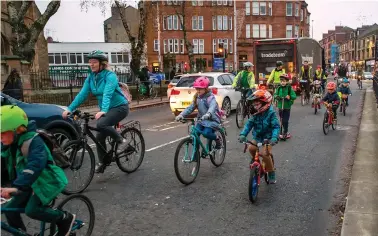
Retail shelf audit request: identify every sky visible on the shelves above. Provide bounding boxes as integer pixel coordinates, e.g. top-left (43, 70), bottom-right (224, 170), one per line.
top-left (35, 0), bottom-right (378, 42)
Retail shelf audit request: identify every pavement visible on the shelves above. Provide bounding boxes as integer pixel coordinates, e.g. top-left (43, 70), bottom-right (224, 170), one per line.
top-left (22, 80), bottom-right (372, 236)
top-left (341, 83), bottom-right (378, 236)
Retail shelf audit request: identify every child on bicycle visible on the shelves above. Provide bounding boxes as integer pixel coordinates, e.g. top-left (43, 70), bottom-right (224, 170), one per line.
top-left (175, 76), bottom-right (222, 149)
top-left (274, 74), bottom-right (297, 140)
top-left (312, 80), bottom-right (323, 109)
top-left (338, 78), bottom-right (352, 106)
top-left (238, 90), bottom-right (280, 183)
top-left (322, 82), bottom-right (340, 120)
top-left (1, 105), bottom-right (75, 236)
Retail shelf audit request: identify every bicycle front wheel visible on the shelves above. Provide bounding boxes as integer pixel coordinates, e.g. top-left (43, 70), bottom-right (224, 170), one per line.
top-left (301, 93), bottom-right (305, 106)
top-left (62, 140), bottom-right (95, 195)
top-left (115, 127), bottom-right (145, 173)
top-left (249, 166), bottom-right (259, 203)
top-left (343, 104), bottom-right (346, 116)
top-left (209, 129), bottom-right (227, 167)
top-left (150, 86), bottom-right (158, 99)
top-left (50, 194), bottom-right (95, 236)
top-left (174, 137), bottom-right (200, 185)
top-left (323, 112), bottom-right (329, 135)
top-left (236, 100), bottom-right (245, 129)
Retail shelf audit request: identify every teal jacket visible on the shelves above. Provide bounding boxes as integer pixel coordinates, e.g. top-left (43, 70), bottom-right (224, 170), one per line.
top-left (68, 70), bottom-right (127, 113)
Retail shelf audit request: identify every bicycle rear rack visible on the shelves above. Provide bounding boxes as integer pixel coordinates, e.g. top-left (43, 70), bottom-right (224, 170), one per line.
top-left (120, 120), bottom-right (141, 131)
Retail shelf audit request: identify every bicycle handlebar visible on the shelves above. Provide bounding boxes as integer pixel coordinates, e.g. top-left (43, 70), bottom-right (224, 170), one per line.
top-left (69, 110), bottom-right (96, 120)
top-left (242, 139), bottom-right (272, 153)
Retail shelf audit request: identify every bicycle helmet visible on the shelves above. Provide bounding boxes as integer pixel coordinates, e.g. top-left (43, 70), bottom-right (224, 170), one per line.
top-left (342, 78), bottom-right (349, 83)
top-left (276, 61), bottom-right (283, 67)
top-left (314, 80), bottom-right (321, 85)
top-left (1, 105), bottom-right (28, 133)
top-left (279, 73), bottom-right (290, 81)
top-left (87, 50), bottom-right (108, 62)
top-left (243, 62), bottom-right (254, 68)
top-left (247, 90), bottom-right (272, 115)
top-left (193, 76), bottom-right (210, 89)
top-left (327, 82), bottom-right (336, 90)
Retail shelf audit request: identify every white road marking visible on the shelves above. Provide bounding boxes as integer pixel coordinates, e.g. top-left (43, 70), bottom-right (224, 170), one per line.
top-left (146, 136), bottom-right (189, 152)
top-left (160, 125), bottom-right (180, 131)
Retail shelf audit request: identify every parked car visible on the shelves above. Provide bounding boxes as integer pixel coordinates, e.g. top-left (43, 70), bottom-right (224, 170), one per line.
top-left (169, 72), bottom-right (239, 117)
top-left (167, 75), bottom-right (183, 99)
top-left (1, 92), bottom-right (79, 146)
top-left (363, 71), bottom-right (373, 80)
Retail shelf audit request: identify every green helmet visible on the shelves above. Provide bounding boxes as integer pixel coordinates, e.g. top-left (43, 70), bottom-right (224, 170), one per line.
top-left (87, 50), bottom-right (108, 61)
top-left (0, 105), bottom-right (28, 133)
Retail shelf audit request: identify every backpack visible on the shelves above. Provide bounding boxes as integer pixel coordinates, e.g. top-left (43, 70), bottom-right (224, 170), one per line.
top-left (21, 130), bottom-right (71, 169)
top-left (197, 95), bottom-right (227, 123)
top-left (118, 82), bottom-right (132, 102)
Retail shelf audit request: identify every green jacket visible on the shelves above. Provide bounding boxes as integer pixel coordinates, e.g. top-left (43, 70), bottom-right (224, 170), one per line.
top-left (274, 85), bottom-right (297, 109)
top-left (315, 69), bottom-right (326, 80)
top-left (268, 68), bottom-right (286, 84)
top-left (2, 131), bottom-right (68, 206)
top-left (300, 66), bottom-right (313, 82)
top-left (232, 71), bottom-right (257, 89)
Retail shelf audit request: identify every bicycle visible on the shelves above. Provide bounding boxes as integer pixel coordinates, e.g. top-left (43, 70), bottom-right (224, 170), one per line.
top-left (339, 94), bottom-right (350, 116)
top-left (242, 139), bottom-right (275, 203)
top-left (322, 102), bottom-right (337, 135)
top-left (62, 110), bottom-right (145, 194)
top-left (312, 92), bottom-right (322, 115)
top-left (235, 88), bottom-right (252, 129)
top-left (357, 79), bottom-right (362, 89)
top-left (299, 80), bottom-right (310, 106)
top-left (1, 191), bottom-right (95, 236)
top-left (138, 80), bottom-right (158, 100)
top-left (174, 118), bottom-right (227, 185)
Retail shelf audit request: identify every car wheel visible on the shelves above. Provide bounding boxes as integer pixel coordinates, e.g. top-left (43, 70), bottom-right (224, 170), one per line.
top-left (222, 97), bottom-right (231, 117)
top-left (49, 128), bottom-right (73, 147)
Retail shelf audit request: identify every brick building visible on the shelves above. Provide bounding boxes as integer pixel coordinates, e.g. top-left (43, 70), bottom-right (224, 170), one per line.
top-left (144, 0), bottom-right (311, 74)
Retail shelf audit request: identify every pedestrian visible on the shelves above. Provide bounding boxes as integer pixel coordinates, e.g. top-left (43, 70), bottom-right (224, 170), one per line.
top-left (139, 66), bottom-right (150, 97)
top-left (2, 68), bottom-right (24, 101)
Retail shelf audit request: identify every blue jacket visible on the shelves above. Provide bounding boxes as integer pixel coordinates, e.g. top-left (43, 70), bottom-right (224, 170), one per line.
top-left (322, 91), bottom-right (340, 105)
top-left (180, 91), bottom-right (221, 128)
top-left (338, 85), bottom-right (352, 95)
top-left (68, 70), bottom-right (127, 113)
top-left (240, 106), bottom-right (280, 143)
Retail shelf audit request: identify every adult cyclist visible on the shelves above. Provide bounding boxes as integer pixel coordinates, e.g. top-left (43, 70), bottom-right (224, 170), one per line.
top-left (267, 61), bottom-right (286, 93)
top-left (335, 59), bottom-right (349, 86)
top-left (314, 65), bottom-right (327, 91)
top-left (232, 62), bottom-right (257, 97)
top-left (299, 60), bottom-right (313, 101)
top-left (62, 50), bottom-right (131, 173)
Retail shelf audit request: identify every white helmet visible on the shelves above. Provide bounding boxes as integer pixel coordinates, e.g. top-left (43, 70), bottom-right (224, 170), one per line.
top-left (243, 62), bottom-right (254, 68)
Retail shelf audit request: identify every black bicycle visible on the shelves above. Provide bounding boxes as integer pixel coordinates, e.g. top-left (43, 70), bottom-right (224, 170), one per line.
top-left (62, 110), bottom-right (145, 194)
top-left (235, 88), bottom-right (252, 129)
top-left (299, 80), bottom-right (311, 106)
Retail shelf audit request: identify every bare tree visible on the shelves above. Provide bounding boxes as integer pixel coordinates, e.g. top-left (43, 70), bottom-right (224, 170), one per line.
top-left (6, 1), bottom-right (61, 63)
top-left (81, 0), bottom-right (147, 78)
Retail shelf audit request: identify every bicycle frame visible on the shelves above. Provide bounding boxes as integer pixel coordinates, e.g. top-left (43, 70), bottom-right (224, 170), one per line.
top-left (244, 141), bottom-right (271, 185)
top-left (183, 120), bottom-right (211, 162)
top-left (324, 103), bottom-right (334, 124)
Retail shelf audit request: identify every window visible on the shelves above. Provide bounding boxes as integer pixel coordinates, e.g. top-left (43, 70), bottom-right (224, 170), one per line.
top-left (212, 0), bottom-right (216, 6)
top-left (260, 24), bottom-right (266, 38)
top-left (217, 15), bottom-right (222, 30)
top-left (223, 15), bottom-right (228, 30)
top-left (223, 39), bottom-right (228, 52)
top-left (192, 0), bottom-right (197, 6)
top-left (246, 24), bottom-right (251, 38)
top-left (48, 54), bottom-right (54, 64)
top-left (223, 0), bottom-right (227, 5)
top-left (61, 53), bottom-right (68, 64)
top-left (286, 25), bottom-right (293, 38)
top-left (69, 53), bottom-right (83, 64)
top-left (174, 39), bottom-right (179, 53)
top-left (168, 39), bottom-right (173, 53)
top-left (193, 39), bottom-right (199, 54)
top-left (269, 25), bottom-right (272, 38)
top-left (260, 2), bottom-right (266, 15)
top-left (229, 39), bottom-right (233, 53)
top-left (253, 24), bottom-right (259, 38)
top-left (213, 39), bottom-right (217, 53)
top-left (198, 0), bottom-right (203, 6)
top-left (268, 2), bottom-right (272, 16)
top-left (173, 15), bottom-right (178, 30)
top-left (54, 54), bottom-right (61, 64)
top-left (199, 39), bottom-right (204, 54)
top-left (229, 17), bottom-right (232, 30)
top-left (164, 40), bottom-right (167, 53)
top-left (192, 16), bottom-right (198, 30)
top-left (154, 40), bottom-right (159, 52)
top-left (212, 16), bottom-right (216, 30)
top-left (110, 52), bottom-right (129, 63)
top-left (83, 53), bottom-right (89, 63)
top-left (228, 0), bottom-right (232, 6)
top-left (198, 16), bottom-right (203, 30)
top-left (294, 26), bottom-right (299, 38)
top-left (295, 3), bottom-right (299, 16)
top-left (246, 2), bottom-right (250, 15)
top-left (179, 15), bottom-right (183, 30)
top-left (301, 9), bottom-right (303, 21)
top-left (252, 2), bottom-right (259, 15)
top-left (217, 0), bottom-right (222, 5)
top-left (307, 14), bottom-right (310, 24)
top-left (180, 39), bottom-right (185, 53)
top-left (286, 3), bottom-right (293, 16)
top-left (167, 16), bottom-right (172, 30)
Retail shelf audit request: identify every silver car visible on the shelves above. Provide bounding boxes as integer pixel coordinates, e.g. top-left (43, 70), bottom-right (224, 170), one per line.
top-left (363, 72), bottom-right (373, 80)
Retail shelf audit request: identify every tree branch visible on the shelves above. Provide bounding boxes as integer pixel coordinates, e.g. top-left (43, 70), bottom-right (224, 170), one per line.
top-left (6, 1), bottom-right (19, 25)
top-left (136, 0), bottom-right (146, 55)
top-left (114, 0), bottom-right (135, 44)
top-left (17, 1), bottom-right (33, 23)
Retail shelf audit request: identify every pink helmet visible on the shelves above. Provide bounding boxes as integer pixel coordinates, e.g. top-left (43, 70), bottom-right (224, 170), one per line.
top-left (193, 76), bottom-right (210, 89)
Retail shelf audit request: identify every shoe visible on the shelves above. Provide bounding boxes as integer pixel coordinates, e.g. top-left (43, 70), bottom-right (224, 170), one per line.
top-left (268, 171), bottom-right (276, 184)
top-left (214, 137), bottom-right (222, 149)
top-left (279, 134), bottom-right (284, 139)
top-left (56, 212), bottom-right (76, 236)
top-left (286, 132), bottom-right (291, 139)
top-left (95, 163), bottom-right (107, 173)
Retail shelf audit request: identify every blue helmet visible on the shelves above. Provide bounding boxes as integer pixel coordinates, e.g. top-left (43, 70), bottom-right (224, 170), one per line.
top-left (342, 78), bottom-right (349, 83)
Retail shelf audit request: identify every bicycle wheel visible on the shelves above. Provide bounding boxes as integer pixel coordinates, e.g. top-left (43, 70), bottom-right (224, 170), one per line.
top-left (62, 140), bottom-right (95, 195)
top-left (174, 137), bottom-right (200, 185)
top-left (248, 166), bottom-right (259, 203)
top-left (209, 129), bottom-right (226, 167)
top-left (301, 93), bottom-right (305, 106)
top-left (236, 100), bottom-right (245, 129)
top-left (343, 104), bottom-right (346, 116)
top-left (115, 127), bottom-right (145, 173)
top-left (150, 86), bottom-right (158, 99)
top-left (314, 99), bottom-right (318, 114)
top-left (323, 112), bottom-right (329, 135)
top-left (50, 194), bottom-right (95, 236)
top-left (332, 117), bottom-right (337, 130)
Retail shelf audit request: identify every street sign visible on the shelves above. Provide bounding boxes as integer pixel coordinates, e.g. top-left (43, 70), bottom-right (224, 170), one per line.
top-left (213, 58), bottom-right (224, 71)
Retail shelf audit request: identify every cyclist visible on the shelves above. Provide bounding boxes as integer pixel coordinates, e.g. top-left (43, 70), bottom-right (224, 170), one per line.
top-left (274, 74), bottom-right (297, 140)
top-left (312, 80), bottom-right (323, 109)
top-left (321, 82), bottom-right (340, 121)
top-left (61, 50), bottom-right (130, 173)
top-left (232, 62), bottom-right (257, 97)
top-left (1, 105), bottom-right (75, 236)
top-left (238, 90), bottom-right (280, 183)
top-left (338, 78), bottom-right (352, 106)
top-left (314, 65), bottom-right (327, 90)
top-left (335, 59), bottom-right (349, 86)
top-left (267, 61), bottom-right (286, 85)
top-left (299, 60), bottom-right (313, 101)
top-left (175, 77), bottom-right (222, 149)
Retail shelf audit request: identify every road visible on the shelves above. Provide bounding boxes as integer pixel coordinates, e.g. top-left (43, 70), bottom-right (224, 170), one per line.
top-left (74, 80), bottom-right (367, 236)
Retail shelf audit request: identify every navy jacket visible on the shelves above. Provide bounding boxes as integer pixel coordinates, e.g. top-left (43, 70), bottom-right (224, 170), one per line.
top-left (322, 91), bottom-right (340, 105)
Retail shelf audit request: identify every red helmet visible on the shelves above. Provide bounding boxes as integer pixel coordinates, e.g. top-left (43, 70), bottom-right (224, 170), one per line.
top-left (317, 65), bottom-right (321, 68)
top-left (327, 82), bottom-right (336, 90)
top-left (193, 76), bottom-right (210, 89)
top-left (247, 90), bottom-right (272, 115)
top-left (279, 73), bottom-right (290, 81)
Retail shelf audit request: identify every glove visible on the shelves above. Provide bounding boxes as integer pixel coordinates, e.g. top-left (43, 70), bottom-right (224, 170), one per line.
top-left (175, 115), bottom-right (184, 122)
top-left (201, 113), bottom-right (211, 120)
top-left (270, 138), bottom-right (278, 146)
top-left (238, 135), bottom-right (247, 143)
